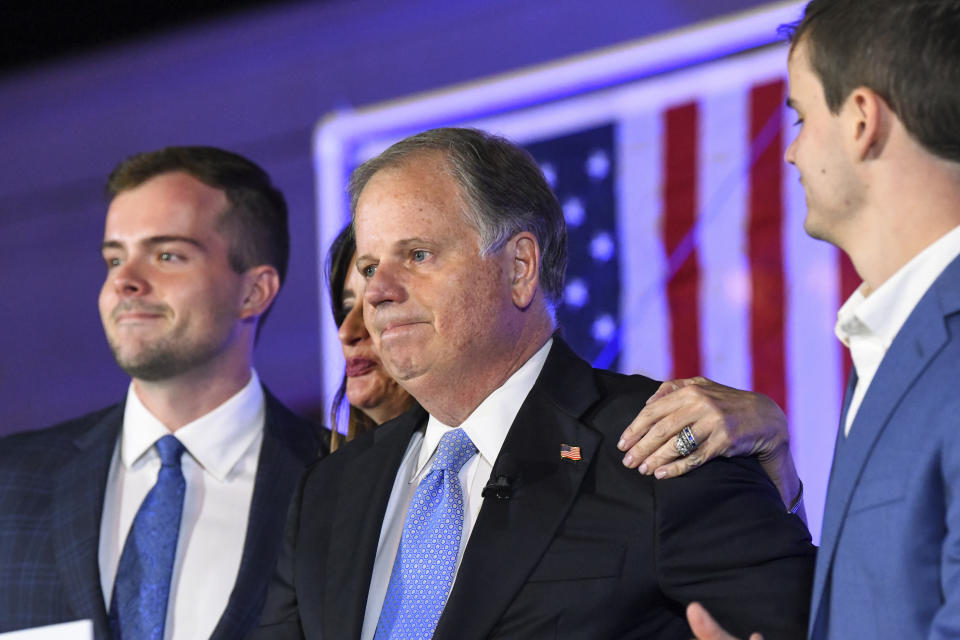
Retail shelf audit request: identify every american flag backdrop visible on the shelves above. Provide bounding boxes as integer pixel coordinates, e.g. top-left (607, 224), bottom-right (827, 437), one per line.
top-left (315, 6), bottom-right (844, 542)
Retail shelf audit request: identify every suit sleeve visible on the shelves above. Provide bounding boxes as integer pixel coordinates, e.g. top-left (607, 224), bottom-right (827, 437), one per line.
top-left (246, 471), bottom-right (307, 640)
top-left (930, 399), bottom-right (960, 639)
top-left (653, 457), bottom-right (815, 640)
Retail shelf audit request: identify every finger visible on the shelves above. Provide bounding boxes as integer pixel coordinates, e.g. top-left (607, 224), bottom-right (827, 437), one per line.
top-left (645, 379), bottom-right (681, 404)
top-left (623, 401), bottom-right (702, 469)
top-left (643, 427), bottom-right (710, 477)
top-left (617, 391), bottom-right (687, 452)
top-left (645, 376), bottom-right (709, 405)
top-left (687, 602), bottom-right (740, 640)
top-left (620, 384), bottom-right (710, 456)
top-left (650, 450), bottom-right (708, 479)
top-left (617, 406), bottom-right (656, 452)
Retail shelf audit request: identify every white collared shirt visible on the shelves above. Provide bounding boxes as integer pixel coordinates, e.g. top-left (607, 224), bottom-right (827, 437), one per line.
top-left (836, 224), bottom-right (960, 435)
top-left (99, 370), bottom-right (266, 640)
top-left (360, 338), bottom-right (553, 640)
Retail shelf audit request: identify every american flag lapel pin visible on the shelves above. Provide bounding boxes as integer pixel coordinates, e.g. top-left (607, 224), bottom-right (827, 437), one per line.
top-left (560, 443), bottom-right (581, 461)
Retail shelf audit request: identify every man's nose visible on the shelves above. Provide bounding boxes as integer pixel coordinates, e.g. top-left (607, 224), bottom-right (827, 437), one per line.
top-left (784, 136), bottom-right (798, 165)
top-left (363, 263), bottom-right (406, 308)
top-left (109, 260), bottom-right (150, 297)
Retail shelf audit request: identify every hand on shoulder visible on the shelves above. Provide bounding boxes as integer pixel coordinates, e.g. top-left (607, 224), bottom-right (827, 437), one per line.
top-left (616, 377), bottom-right (802, 510)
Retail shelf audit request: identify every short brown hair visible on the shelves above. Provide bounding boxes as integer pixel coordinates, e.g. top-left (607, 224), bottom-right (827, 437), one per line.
top-left (783, 0), bottom-right (960, 163)
top-left (107, 146), bottom-right (290, 328)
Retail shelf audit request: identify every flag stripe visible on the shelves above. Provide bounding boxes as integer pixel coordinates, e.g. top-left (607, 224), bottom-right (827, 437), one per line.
top-left (617, 111), bottom-right (671, 380)
top-left (698, 86), bottom-right (751, 390)
top-left (748, 79), bottom-right (788, 412)
top-left (663, 102), bottom-right (702, 378)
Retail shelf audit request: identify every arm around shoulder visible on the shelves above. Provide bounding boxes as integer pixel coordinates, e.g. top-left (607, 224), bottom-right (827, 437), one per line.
top-left (618, 377), bottom-right (804, 512)
top-left (654, 457), bottom-right (814, 640)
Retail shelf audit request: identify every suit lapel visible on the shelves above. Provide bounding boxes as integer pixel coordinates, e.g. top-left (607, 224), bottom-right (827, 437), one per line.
top-left (52, 405), bottom-right (122, 638)
top-left (809, 258), bottom-right (960, 638)
top-left (211, 390), bottom-right (322, 640)
top-left (315, 407), bottom-right (425, 639)
top-left (808, 370), bottom-right (857, 637)
top-left (434, 339), bottom-right (602, 640)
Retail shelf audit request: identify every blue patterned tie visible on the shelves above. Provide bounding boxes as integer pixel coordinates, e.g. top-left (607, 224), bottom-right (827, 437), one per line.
top-left (375, 428), bottom-right (478, 640)
top-left (110, 435), bottom-right (187, 640)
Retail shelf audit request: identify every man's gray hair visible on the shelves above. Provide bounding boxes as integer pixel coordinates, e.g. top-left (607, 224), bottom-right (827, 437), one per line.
top-left (347, 127), bottom-right (567, 307)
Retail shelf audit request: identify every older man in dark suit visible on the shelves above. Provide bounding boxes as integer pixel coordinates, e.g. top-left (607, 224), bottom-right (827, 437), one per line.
top-left (253, 128), bottom-right (814, 639)
top-left (0, 147), bottom-right (325, 639)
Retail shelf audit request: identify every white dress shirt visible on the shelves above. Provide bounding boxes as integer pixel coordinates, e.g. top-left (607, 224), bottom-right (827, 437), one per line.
top-left (360, 339), bottom-right (553, 640)
top-left (99, 370), bottom-right (266, 640)
top-left (836, 224), bottom-right (960, 435)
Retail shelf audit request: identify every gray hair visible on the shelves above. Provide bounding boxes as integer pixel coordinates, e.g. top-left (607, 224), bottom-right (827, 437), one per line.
top-left (347, 127), bottom-right (567, 306)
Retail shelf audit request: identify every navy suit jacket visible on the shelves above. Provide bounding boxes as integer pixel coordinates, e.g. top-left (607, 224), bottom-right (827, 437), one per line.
top-left (253, 339), bottom-right (815, 639)
top-left (0, 388), bottom-right (325, 639)
top-left (810, 254), bottom-right (960, 639)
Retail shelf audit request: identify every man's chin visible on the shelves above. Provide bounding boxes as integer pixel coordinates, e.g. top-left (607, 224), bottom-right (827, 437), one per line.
top-left (802, 214), bottom-right (827, 242)
top-left (116, 361), bottom-right (178, 381)
top-left (111, 347), bottom-right (185, 382)
top-left (802, 221), bottom-right (837, 246)
top-left (380, 354), bottom-right (425, 386)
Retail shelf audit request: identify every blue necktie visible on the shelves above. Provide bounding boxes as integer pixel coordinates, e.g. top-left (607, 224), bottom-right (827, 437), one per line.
top-left (375, 428), bottom-right (478, 640)
top-left (110, 435), bottom-right (187, 640)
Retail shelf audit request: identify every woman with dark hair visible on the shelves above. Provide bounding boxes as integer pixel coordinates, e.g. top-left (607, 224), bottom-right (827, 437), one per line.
top-left (325, 223), bottom-right (414, 450)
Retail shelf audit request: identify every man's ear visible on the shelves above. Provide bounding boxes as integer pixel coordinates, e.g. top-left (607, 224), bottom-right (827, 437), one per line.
top-left (846, 86), bottom-right (890, 161)
top-left (239, 265), bottom-right (281, 320)
top-left (507, 232), bottom-right (541, 309)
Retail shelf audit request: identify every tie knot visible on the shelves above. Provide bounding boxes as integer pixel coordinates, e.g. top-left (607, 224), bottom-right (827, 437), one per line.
top-left (432, 428), bottom-right (477, 475)
top-left (155, 435), bottom-right (186, 468)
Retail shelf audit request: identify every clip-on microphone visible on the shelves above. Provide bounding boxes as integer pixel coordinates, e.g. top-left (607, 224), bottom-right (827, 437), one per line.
top-left (481, 474), bottom-right (513, 500)
top-left (482, 453), bottom-right (517, 500)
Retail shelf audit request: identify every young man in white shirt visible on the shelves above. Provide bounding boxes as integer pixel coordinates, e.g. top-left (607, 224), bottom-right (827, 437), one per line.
top-left (0, 146), bottom-right (326, 639)
top-left (617, 2), bottom-right (960, 638)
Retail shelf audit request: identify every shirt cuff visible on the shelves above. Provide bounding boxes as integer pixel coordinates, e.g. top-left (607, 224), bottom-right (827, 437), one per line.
top-left (788, 480), bottom-right (804, 515)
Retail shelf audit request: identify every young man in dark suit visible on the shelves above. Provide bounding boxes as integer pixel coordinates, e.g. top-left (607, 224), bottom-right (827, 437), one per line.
top-left (253, 127), bottom-right (814, 639)
top-left (0, 147), bottom-right (325, 639)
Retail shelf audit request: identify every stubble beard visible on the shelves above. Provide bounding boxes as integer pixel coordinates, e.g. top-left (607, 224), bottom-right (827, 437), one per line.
top-left (106, 326), bottom-right (227, 382)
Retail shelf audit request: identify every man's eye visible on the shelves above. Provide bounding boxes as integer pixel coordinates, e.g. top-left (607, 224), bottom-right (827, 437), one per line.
top-left (159, 251), bottom-right (178, 262)
top-left (412, 250), bottom-right (428, 262)
top-left (362, 264), bottom-right (377, 278)
top-left (105, 257), bottom-right (121, 268)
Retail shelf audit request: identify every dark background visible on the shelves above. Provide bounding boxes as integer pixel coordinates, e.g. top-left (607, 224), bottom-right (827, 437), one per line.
top-left (1, 1), bottom-right (306, 73)
top-left (0, 0), bottom-right (782, 433)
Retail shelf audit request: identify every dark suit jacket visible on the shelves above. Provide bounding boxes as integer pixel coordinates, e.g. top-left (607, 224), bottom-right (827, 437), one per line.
top-left (0, 387), bottom-right (326, 639)
top-left (254, 339), bottom-right (815, 639)
top-left (809, 254), bottom-right (960, 640)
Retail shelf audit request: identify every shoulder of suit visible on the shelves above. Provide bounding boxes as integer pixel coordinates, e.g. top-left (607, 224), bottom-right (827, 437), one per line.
top-left (302, 403), bottom-right (426, 482)
top-left (262, 386), bottom-right (331, 459)
top-left (585, 369), bottom-right (661, 423)
top-left (0, 403), bottom-right (121, 468)
top-left (592, 368), bottom-right (661, 396)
